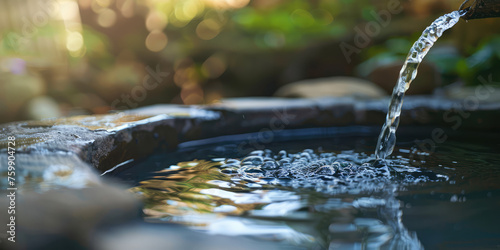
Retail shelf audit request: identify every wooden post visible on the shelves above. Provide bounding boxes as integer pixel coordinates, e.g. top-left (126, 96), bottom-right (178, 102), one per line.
top-left (461, 0), bottom-right (500, 20)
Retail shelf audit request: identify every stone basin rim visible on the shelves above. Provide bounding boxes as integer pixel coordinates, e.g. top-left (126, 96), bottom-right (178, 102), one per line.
top-left (1, 96), bottom-right (500, 175)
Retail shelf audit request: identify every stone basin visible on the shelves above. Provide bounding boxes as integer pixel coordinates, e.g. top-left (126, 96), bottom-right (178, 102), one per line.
top-left (1, 96), bottom-right (500, 249)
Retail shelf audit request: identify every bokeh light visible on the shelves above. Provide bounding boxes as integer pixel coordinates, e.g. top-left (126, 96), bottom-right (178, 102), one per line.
top-left (116, 0), bottom-right (135, 17)
top-left (196, 19), bottom-right (221, 40)
top-left (202, 54), bottom-right (226, 79)
top-left (97, 8), bottom-right (117, 27)
top-left (66, 31), bottom-right (84, 52)
top-left (174, 60), bottom-right (199, 88)
top-left (145, 30), bottom-right (168, 52)
top-left (205, 0), bottom-right (250, 9)
top-left (95, 0), bottom-right (112, 8)
top-left (146, 10), bottom-right (168, 31)
top-left (291, 9), bottom-right (315, 27)
top-left (181, 82), bottom-right (204, 104)
top-left (1, 0), bottom-right (498, 125)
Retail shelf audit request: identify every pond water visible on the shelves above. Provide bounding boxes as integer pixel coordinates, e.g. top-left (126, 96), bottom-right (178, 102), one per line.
top-left (107, 127), bottom-right (500, 249)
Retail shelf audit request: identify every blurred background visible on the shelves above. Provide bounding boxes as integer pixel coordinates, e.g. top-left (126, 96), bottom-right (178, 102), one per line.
top-left (1, 0), bottom-right (499, 123)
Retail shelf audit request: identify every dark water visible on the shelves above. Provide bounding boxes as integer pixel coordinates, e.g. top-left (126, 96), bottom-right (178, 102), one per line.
top-left (108, 127), bottom-right (500, 249)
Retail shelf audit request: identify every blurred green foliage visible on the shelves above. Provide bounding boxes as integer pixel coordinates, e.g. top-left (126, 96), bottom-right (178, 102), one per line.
top-left (1, 0), bottom-right (500, 124)
top-left (459, 35), bottom-right (500, 85)
top-left (230, 1), bottom-right (346, 48)
top-left (79, 25), bottom-right (114, 68)
top-left (359, 33), bottom-right (500, 86)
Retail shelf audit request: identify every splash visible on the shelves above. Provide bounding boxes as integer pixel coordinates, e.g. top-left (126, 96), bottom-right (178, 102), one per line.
top-left (130, 148), bottom-right (442, 248)
top-left (375, 11), bottom-right (463, 159)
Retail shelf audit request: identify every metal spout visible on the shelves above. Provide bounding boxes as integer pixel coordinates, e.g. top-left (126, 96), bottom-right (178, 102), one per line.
top-left (460, 0), bottom-right (500, 20)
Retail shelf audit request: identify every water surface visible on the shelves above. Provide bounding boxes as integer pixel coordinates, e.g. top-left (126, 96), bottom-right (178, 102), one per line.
top-left (109, 127), bottom-right (500, 249)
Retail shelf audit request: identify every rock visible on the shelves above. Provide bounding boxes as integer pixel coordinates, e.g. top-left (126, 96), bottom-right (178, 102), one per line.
top-left (0, 153), bottom-right (103, 191)
top-left (0, 184), bottom-right (141, 250)
top-left (439, 84), bottom-right (500, 103)
top-left (274, 77), bottom-right (387, 98)
top-left (281, 41), bottom-right (362, 84)
top-left (25, 96), bottom-right (62, 120)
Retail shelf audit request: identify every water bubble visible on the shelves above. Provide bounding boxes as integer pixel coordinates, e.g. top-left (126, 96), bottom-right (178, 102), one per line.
top-left (226, 159), bottom-right (241, 165)
top-left (278, 150), bottom-right (287, 158)
top-left (263, 157), bottom-right (274, 162)
top-left (315, 165), bottom-right (335, 175)
top-left (249, 150), bottom-right (264, 156)
top-left (300, 152), bottom-right (312, 161)
top-left (241, 156), bottom-right (264, 166)
top-left (220, 148), bottom-right (445, 195)
top-left (279, 158), bottom-right (291, 165)
top-left (450, 194), bottom-right (458, 202)
top-left (244, 166), bottom-right (263, 174)
top-left (262, 161), bottom-right (278, 170)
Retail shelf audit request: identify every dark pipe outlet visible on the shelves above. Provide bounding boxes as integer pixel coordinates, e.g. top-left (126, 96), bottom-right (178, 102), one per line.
top-left (461, 0), bottom-right (500, 20)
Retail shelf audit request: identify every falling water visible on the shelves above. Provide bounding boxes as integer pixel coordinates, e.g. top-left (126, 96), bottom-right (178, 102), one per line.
top-left (375, 11), bottom-right (463, 160)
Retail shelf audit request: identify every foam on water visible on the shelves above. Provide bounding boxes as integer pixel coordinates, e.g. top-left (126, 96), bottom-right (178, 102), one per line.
top-left (227, 149), bottom-right (445, 195)
top-left (219, 149), bottom-right (437, 249)
top-left (129, 147), bottom-right (439, 249)
top-left (375, 11), bottom-right (463, 159)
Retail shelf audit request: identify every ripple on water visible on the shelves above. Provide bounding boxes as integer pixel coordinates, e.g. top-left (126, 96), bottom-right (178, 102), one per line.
top-left (224, 149), bottom-right (447, 195)
top-left (129, 147), bottom-right (445, 249)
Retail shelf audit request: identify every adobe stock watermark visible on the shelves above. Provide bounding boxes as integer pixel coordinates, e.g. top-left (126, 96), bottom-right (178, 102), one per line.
top-left (410, 74), bottom-right (497, 162)
top-left (340, 0), bottom-right (403, 63)
top-left (237, 108), bottom-right (296, 155)
top-left (5, 0), bottom-right (60, 52)
top-left (110, 65), bottom-right (169, 109)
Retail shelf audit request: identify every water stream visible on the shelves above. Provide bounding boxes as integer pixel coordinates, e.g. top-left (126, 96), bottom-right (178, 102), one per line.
top-left (375, 11), bottom-right (463, 159)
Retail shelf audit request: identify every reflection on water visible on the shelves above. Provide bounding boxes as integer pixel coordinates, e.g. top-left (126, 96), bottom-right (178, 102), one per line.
top-left (128, 150), bottom-right (431, 249)
top-left (113, 133), bottom-right (500, 249)
top-left (131, 160), bottom-right (315, 246)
